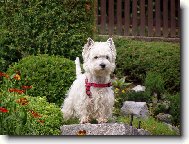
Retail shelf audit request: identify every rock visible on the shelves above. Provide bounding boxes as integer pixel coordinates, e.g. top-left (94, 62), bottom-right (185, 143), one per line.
top-left (121, 101), bottom-right (149, 118)
top-left (131, 85), bottom-right (146, 92)
top-left (163, 123), bottom-right (180, 135)
top-left (60, 123), bottom-right (151, 135)
top-left (156, 113), bottom-right (173, 124)
top-left (137, 129), bottom-right (152, 135)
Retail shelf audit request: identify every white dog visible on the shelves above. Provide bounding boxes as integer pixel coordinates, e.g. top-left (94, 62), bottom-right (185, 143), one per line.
top-left (61, 38), bottom-right (116, 124)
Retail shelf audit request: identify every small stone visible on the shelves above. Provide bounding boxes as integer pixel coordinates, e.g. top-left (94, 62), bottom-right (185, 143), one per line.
top-left (121, 101), bottom-right (149, 118)
top-left (156, 113), bottom-right (173, 124)
top-left (131, 85), bottom-right (146, 92)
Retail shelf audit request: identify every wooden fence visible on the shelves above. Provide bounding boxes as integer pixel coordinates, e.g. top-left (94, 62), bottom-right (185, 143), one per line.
top-left (96, 0), bottom-right (180, 39)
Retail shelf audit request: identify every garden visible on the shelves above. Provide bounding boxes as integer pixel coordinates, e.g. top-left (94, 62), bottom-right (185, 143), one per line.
top-left (0, 0), bottom-right (180, 135)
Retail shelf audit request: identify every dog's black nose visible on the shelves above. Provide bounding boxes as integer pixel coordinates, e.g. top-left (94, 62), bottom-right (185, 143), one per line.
top-left (100, 63), bottom-right (106, 68)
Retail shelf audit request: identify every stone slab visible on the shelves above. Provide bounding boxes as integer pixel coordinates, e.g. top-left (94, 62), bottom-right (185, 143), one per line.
top-left (60, 123), bottom-right (151, 135)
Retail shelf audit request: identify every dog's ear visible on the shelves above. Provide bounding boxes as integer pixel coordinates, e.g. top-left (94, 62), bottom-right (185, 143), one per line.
top-left (82, 38), bottom-right (94, 62)
top-left (87, 37), bottom-right (94, 47)
top-left (107, 38), bottom-right (116, 59)
top-left (107, 38), bottom-right (113, 46)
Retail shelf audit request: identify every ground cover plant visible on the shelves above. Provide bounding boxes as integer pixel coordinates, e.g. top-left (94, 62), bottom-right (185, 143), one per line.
top-left (0, 71), bottom-right (63, 135)
top-left (117, 116), bottom-right (178, 135)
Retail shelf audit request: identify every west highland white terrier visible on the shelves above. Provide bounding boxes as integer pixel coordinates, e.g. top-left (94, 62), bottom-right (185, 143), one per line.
top-left (61, 38), bottom-right (116, 124)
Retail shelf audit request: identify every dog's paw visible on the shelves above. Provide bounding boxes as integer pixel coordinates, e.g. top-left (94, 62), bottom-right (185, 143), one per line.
top-left (97, 118), bottom-right (108, 124)
top-left (80, 117), bottom-right (91, 124)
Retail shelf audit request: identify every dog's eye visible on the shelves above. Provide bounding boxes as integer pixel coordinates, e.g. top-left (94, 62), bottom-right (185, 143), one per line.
top-left (106, 56), bottom-right (109, 59)
top-left (94, 56), bottom-right (98, 59)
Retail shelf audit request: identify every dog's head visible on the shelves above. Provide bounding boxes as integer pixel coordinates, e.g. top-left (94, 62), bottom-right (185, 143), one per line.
top-left (82, 38), bottom-right (116, 76)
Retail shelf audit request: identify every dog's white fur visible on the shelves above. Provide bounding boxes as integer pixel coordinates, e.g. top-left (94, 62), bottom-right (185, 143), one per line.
top-left (61, 38), bottom-right (116, 124)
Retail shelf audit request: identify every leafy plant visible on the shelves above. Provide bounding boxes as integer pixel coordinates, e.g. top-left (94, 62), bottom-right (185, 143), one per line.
top-left (0, 71), bottom-right (63, 135)
top-left (112, 77), bottom-right (132, 116)
top-left (6, 55), bottom-right (75, 106)
top-left (145, 71), bottom-right (165, 100)
top-left (126, 91), bottom-right (151, 103)
top-left (166, 93), bottom-right (180, 126)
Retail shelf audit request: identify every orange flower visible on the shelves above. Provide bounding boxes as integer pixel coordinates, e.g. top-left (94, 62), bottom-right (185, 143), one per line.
top-left (29, 110), bottom-right (42, 118)
top-left (22, 85), bottom-right (32, 89)
top-left (0, 72), bottom-right (9, 79)
top-left (9, 88), bottom-right (15, 92)
top-left (0, 107), bottom-right (8, 113)
top-left (16, 98), bottom-right (29, 106)
top-left (9, 88), bottom-right (25, 94)
top-left (14, 74), bottom-right (21, 80)
top-left (76, 130), bottom-right (87, 135)
top-left (36, 119), bottom-right (45, 125)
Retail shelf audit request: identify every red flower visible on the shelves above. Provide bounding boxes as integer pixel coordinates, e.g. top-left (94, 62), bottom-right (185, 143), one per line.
top-left (22, 85), bottom-right (32, 89)
top-left (0, 107), bottom-right (8, 113)
top-left (16, 98), bottom-right (29, 106)
top-left (36, 119), bottom-right (45, 125)
top-left (9, 88), bottom-right (25, 94)
top-left (13, 74), bottom-right (21, 80)
top-left (76, 130), bottom-right (87, 135)
top-left (0, 72), bottom-right (9, 79)
top-left (29, 110), bottom-right (42, 118)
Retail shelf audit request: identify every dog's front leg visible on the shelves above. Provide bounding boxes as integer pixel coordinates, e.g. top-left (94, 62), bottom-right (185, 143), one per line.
top-left (97, 117), bottom-right (108, 124)
top-left (80, 116), bottom-right (91, 124)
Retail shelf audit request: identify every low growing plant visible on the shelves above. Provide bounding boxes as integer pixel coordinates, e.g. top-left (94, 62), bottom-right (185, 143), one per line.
top-left (117, 116), bottom-right (179, 135)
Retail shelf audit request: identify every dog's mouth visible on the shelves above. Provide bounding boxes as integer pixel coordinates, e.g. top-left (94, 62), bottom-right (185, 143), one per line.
top-left (93, 68), bottom-right (109, 76)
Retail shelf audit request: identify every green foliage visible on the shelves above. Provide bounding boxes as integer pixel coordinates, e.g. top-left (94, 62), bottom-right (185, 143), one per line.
top-left (95, 36), bottom-right (180, 93)
top-left (6, 55), bottom-right (75, 106)
top-left (145, 71), bottom-right (165, 99)
top-left (118, 116), bottom-right (179, 135)
top-left (112, 77), bottom-right (131, 89)
top-left (0, 0), bottom-right (95, 71)
top-left (166, 93), bottom-right (180, 126)
top-left (112, 77), bottom-right (131, 116)
top-left (126, 91), bottom-right (151, 103)
top-left (0, 73), bottom-right (63, 135)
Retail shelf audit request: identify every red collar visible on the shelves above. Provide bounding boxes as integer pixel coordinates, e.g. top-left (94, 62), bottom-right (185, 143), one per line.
top-left (85, 78), bottom-right (112, 98)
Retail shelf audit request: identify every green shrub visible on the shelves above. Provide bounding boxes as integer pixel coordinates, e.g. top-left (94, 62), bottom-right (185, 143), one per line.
top-left (6, 55), bottom-right (75, 106)
top-left (0, 73), bottom-right (63, 135)
top-left (145, 71), bottom-right (165, 100)
top-left (95, 36), bottom-right (180, 93)
top-left (0, 0), bottom-right (95, 71)
top-left (153, 102), bottom-right (169, 116)
top-left (126, 91), bottom-right (151, 103)
top-left (166, 93), bottom-right (180, 126)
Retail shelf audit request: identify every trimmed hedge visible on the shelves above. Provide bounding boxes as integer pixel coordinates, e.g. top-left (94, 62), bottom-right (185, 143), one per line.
top-left (95, 36), bottom-right (180, 93)
top-left (0, 0), bottom-right (95, 71)
top-left (7, 55), bottom-right (75, 106)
